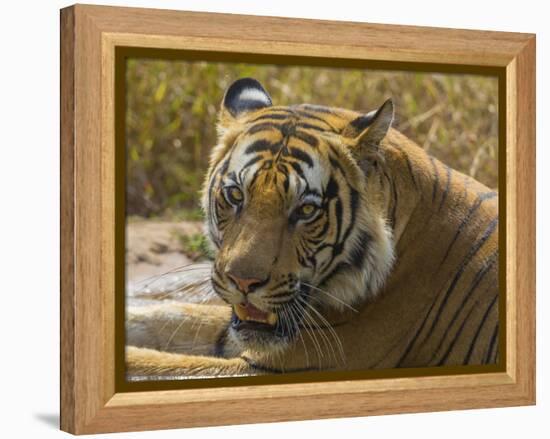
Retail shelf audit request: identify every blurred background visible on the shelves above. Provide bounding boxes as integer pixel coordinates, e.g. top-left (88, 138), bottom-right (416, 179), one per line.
top-left (125, 59), bottom-right (498, 288)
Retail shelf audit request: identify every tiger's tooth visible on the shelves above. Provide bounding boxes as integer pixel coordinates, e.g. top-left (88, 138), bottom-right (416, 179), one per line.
top-left (234, 304), bottom-right (248, 321)
top-left (234, 304), bottom-right (278, 326)
top-left (267, 312), bottom-right (277, 326)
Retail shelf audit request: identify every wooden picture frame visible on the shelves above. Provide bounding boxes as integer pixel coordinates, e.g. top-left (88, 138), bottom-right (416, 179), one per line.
top-left (60, 4), bottom-right (536, 434)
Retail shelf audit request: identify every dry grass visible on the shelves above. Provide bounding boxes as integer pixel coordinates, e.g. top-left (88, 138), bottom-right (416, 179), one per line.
top-left (126, 60), bottom-right (498, 218)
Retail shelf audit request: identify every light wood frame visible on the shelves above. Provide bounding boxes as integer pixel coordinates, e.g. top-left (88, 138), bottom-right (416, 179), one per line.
top-left (60, 4), bottom-right (536, 434)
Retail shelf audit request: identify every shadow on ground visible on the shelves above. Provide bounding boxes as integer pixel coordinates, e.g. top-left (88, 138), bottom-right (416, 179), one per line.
top-left (34, 413), bottom-right (59, 430)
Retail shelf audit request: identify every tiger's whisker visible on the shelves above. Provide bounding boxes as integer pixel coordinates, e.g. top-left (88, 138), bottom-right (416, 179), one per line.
top-left (288, 300), bottom-right (321, 363)
top-left (162, 318), bottom-right (187, 351)
top-left (191, 318), bottom-right (205, 350)
top-left (301, 281), bottom-right (359, 313)
top-left (293, 299), bottom-right (326, 364)
top-left (137, 283), bottom-right (208, 301)
top-left (298, 296), bottom-right (346, 365)
top-left (297, 297), bottom-right (340, 365)
top-left (133, 263), bottom-right (212, 287)
top-left (287, 302), bottom-right (310, 367)
top-left (137, 278), bottom-right (214, 301)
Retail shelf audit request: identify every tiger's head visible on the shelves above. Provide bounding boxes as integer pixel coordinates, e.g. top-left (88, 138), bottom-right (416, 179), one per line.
top-left (201, 78), bottom-right (395, 353)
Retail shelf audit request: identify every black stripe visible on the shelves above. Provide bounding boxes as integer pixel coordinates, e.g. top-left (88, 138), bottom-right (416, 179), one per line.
top-left (208, 158), bottom-right (229, 196)
top-left (311, 216), bottom-right (330, 240)
top-left (247, 122), bottom-right (282, 135)
top-left (289, 147), bottom-right (314, 168)
top-left (294, 130), bottom-right (319, 147)
top-left (316, 188), bottom-right (359, 283)
top-left (439, 165), bottom-right (452, 211)
top-left (398, 148), bottom-right (419, 190)
top-left (276, 163), bottom-right (289, 176)
top-left (428, 251), bottom-right (498, 364)
top-left (217, 217), bottom-right (228, 228)
top-left (493, 344), bottom-right (499, 364)
top-left (329, 156), bottom-right (344, 173)
top-left (304, 188), bottom-right (321, 198)
top-left (211, 278), bottom-right (231, 298)
top-left (248, 166), bottom-right (266, 190)
top-left (334, 198), bottom-right (343, 242)
top-left (390, 178), bottom-right (398, 230)
top-left (395, 294), bottom-right (440, 367)
top-left (349, 230), bottom-right (372, 268)
top-left (282, 172), bottom-right (290, 193)
top-left (245, 139), bottom-right (280, 155)
top-left (208, 158), bottom-right (230, 242)
top-left (429, 156), bottom-right (439, 203)
top-left (325, 176), bottom-right (339, 199)
top-left (424, 217), bottom-right (498, 341)
top-left (317, 261), bottom-right (353, 287)
top-left (484, 323), bottom-right (499, 364)
top-left (327, 142), bottom-right (347, 173)
top-left (381, 170), bottom-right (397, 230)
top-left (249, 112), bottom-right (292, 123)
top-left (436, 300), bottom-right (478, 366)
top-left (268, 290), bottom-right (295, 300)
top-left (331, 187), bottom-right (359, 260)
top-left (227, 170), bottom-right (237, 182)
top-left (462, 294), bottom-right (499, 365)
top-left (288, 161), bottom-right (305, 180)
top-left (243, 155), bottom-right (263, 169)
top-left (293, 109), bottom-right (339, 131)
top-left (299, 104), bottom-right (334, 114)
top-left (439, 191), bottom-right (498, 267)
top-left (296, 122), bottom-right (328, 132)
top-left (215, 197), bottom-right (230, 211)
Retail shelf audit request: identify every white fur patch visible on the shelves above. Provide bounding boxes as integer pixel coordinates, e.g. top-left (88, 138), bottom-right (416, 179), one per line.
top-left (237, 88), bottom-right (271, 105)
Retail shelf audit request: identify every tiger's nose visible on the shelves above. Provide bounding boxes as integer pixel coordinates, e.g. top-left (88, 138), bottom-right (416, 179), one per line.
top-left (226, 272), bottom-right (265, 294)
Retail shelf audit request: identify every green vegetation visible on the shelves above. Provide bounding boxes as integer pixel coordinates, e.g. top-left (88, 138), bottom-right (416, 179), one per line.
top-left (176, 232), bottom-right (214, 261)
top-left (126, 60), bottom-right (498, 218)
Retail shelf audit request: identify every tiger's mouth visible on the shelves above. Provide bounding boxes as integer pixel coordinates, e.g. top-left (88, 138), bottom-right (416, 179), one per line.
top-left (229, 292), bottom-right (308, 347)
top-left (232, 302), bottom-right (278, 326)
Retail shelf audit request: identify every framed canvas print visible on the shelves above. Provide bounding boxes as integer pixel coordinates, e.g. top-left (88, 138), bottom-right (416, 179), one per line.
top-left (60, 4), bottom-right (536, 434)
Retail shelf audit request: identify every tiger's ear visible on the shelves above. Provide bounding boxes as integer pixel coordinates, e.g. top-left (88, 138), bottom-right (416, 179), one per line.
top-left (218, 78), bottom-right (272, 129)
top-left (348, 99), bottom-right (394, 164)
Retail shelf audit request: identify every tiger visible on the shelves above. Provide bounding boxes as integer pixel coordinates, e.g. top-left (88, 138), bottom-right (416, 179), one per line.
top-left (126, 77), bottom-right (499, 378)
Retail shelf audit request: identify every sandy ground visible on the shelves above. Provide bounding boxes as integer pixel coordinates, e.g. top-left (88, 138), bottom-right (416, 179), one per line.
top-left (125, 220), bottom-right (225, 381)
top-left (125, 220), bottom-right (219, 304)
top-left (126, 220), bottom-right (203, 283)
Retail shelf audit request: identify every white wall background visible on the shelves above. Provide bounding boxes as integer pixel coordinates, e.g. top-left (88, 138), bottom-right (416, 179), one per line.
top-left (0, 0), bottom-right (546, 437)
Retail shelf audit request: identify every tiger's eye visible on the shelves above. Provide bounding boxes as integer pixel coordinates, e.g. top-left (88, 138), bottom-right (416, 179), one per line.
top-left (225, 186), bottom-right (244, 205)
top-left (297, 203), bottom-right (317, 219)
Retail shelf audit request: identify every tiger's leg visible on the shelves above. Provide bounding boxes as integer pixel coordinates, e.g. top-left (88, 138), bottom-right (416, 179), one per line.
top-left (126, 346), bottom-right (261, 378)
top-left (126, 303), bottom-right (235, 357)
top-left (126, 302), bottom-right (341, 376)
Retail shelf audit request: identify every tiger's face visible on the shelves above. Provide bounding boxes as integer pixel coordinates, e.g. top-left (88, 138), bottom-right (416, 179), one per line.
top-left (202, 78), bottom-right (395, 352)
